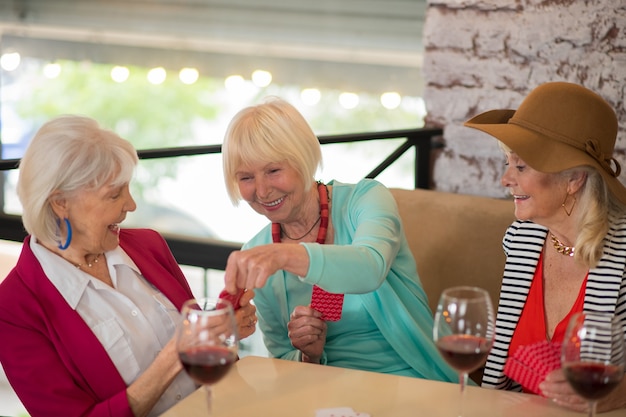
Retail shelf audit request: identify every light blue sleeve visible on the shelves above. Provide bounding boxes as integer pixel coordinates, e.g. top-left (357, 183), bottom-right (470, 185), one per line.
top-left (300, 179), bottom-right (402, 294)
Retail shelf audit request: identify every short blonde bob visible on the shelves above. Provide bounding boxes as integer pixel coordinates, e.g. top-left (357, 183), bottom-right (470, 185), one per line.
top-left (17, 115), bottom-right (138, 247)
top-left (222, 97), bottom-right (323, 205)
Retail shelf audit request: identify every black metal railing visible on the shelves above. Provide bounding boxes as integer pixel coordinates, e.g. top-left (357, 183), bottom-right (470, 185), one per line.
top-left (0, 127), bottom-right (442, 270)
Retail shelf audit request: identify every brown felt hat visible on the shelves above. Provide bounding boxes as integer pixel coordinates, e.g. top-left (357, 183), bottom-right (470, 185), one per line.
top-left (464, 82), bottom-right (626, 205)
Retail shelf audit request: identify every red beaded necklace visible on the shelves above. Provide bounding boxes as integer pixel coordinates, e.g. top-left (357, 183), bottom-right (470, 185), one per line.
top-left (271, 181), bottom-right (329, 244)
top-left (271, 181), bottom-right (343, 321)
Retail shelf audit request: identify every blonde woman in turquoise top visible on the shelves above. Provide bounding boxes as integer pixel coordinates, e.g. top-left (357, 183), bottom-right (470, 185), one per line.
top-left (221, 97), bottom-right (457, 382)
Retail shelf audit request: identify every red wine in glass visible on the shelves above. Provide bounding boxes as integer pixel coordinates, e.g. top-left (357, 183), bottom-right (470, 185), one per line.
top-left (179, 346), bottom-right (238, 385)
top-left (176, 298), bottom-right (239, 416)
top-left (433, 286), bottom-right (495, 417)
top-left (564, 362), bottom-right (623, 400)
top-left (436, 334), bottom-right (491, 373)
top-left (562, 312), bottom-right (625, 417)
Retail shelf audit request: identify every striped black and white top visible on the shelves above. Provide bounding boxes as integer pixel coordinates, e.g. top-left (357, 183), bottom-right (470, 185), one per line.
top-left (482, 214), bottom-right (626, 391)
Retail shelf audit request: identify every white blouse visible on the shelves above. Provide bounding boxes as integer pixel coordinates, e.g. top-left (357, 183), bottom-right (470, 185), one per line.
top-left (30, 237), bottom-right (196, 416)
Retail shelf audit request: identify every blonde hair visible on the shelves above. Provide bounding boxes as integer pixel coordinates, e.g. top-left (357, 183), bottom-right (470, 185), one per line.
top-left (573, 166), bottom-right (625, 268)
top-left (222, 97), bottom-right (322, 205)
top-left (17, 115), bottom-right (138, 246)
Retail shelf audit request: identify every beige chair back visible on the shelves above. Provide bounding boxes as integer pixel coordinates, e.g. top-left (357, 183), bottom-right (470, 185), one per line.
top-left (390, 188), bottom-right (515, 313)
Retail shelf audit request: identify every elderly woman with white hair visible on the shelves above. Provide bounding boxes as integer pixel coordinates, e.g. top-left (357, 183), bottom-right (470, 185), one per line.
top-left (0, 115), bottom-right (256, 417)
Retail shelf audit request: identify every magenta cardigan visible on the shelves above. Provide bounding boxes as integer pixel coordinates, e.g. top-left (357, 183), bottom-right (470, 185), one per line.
top-left (0, 229), bottom-right (195, 417)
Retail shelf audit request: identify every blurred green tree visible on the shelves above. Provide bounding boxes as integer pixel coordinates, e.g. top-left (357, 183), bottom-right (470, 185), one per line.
top-left (15, 60), bottom-right (222, 198)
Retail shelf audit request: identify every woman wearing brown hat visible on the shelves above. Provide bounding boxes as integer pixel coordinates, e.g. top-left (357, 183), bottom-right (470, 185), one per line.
top-left (465, 81), bottom-right (626, 413)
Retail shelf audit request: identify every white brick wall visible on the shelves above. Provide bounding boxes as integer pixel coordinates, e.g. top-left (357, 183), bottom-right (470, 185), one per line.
top-left (423, 0), bottom-right (626, 197)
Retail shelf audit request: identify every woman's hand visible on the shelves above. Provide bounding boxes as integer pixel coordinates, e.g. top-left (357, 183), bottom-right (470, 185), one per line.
top-left (127, 338), bottom-right (184, 417)
top-left (540, 368), bottom-right (626, 413)
top-left (287, 305), bottom-right (327, 364)
top-left (224, 244), bottom-right (310, 292)
top-left (539, 368), bottom-right (588, 412)
top-left (235, 289), bottom-right (257, 339)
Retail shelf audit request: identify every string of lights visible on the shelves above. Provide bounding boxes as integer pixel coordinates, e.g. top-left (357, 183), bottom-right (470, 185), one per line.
top-left (1, 51), bottom-right (411, 110)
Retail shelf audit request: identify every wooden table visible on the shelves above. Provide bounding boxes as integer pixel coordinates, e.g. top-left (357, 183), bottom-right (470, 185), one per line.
top-left (160, 356), bottom-right (625, 417)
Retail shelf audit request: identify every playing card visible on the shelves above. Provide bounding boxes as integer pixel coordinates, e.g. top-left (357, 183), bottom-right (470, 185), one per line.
top-left (504, 340), bottom-right (561, 394)
top-left (504, 357), bottom-right (543, 394)
top-left (218, 287), bottom-right (245, 310)
top-left (315, 407), bottom-right (357, 417)
top-left (315, 407), bottom-right (370, 417)
top-left (310, 285), bottom-right (344, 321)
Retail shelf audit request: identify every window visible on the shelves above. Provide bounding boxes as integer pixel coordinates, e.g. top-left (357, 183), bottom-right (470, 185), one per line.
top-left (1, 0), bottom-right (427, 243)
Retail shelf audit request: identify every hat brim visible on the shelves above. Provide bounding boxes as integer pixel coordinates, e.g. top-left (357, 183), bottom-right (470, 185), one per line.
top-left (465, 110), bottom-right (626, 206)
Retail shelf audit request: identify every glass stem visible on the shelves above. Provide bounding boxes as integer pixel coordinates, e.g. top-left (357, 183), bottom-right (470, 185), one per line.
top-left (458, 372), bottom-right (468, 417)
top-left (588, 400), bottom-right (597, 417)
top-left (204, 384), bottom-right (213, 415)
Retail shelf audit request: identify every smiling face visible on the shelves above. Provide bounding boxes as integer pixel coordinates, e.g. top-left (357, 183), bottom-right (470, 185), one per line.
top-left (500, 153), bottom-right (568, 225)
top-left (235, 160), bottom-right (313, 224)
top-left (52, 181), bottom-right (137, 257)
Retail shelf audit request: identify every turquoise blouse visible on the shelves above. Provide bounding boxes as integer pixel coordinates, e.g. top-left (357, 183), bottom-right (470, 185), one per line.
top-left (245, 179), bottom-right (457, 382)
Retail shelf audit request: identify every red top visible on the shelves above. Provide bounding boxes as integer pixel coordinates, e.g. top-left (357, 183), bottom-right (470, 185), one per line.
top-left (508, 253), bottom-right (587, 392)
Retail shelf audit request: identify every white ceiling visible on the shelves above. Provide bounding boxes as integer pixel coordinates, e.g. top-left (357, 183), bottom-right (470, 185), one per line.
top-left (0, 0), bottom-right (427, 95)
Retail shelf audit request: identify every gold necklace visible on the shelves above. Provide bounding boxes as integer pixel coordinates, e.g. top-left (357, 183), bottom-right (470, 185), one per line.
top-left (550, 233), bottom-right (575, 257)
top-left (75, 253), bottom-right (103, 269)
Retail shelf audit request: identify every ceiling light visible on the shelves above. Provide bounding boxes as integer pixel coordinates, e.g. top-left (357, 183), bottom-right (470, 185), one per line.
top-left (339, 92), bottom-right (359, 109)
top-left (147, 67), bottom-right (166, 85)
top-left (301, 88), bottom-right (321, 106)
top-left (179, 67), bottom-right (199, 85)
top-left (43, 63), bottom-right (61, 79)
top-left (0, 52), bottom-right (21, 71)
top-left (224, 75), bottom-right (245, 91)
top-left (251, 70), bottom-right (272, 87)
top-left (380, 92), bottom-right (401, 109)
top-left (111, 66), bottom-right (130, 83)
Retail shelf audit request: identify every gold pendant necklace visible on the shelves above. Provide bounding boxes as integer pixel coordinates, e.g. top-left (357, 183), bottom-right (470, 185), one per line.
top-left (550, 233), bottom-right (575, 257)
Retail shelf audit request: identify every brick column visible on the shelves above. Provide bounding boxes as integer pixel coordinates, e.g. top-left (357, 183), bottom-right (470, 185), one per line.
top-left (423, 0), bottom-right (626, 196)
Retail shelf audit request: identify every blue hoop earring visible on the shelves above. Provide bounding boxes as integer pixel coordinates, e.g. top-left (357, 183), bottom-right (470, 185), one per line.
top-left (57, 218), bottom-right (72, 250)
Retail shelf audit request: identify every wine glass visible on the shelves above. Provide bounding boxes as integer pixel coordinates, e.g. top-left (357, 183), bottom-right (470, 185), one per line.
top-left (433, 286), bottom-right (495, 417)
top-left (562, 312), bottom-right (625, 417)
top-left (176, 297), bottom-right (239, 415)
